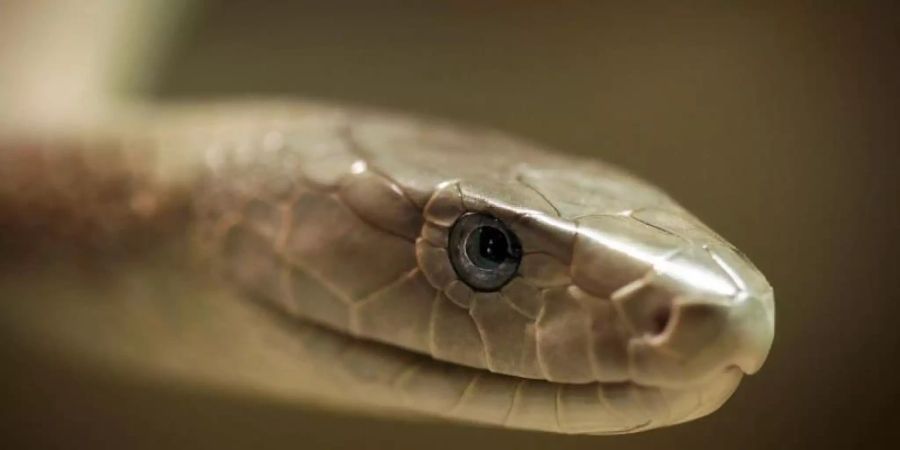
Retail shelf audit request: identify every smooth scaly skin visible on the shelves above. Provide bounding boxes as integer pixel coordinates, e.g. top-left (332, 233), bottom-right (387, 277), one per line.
top-left (0, 101), bottom-right (774, 434)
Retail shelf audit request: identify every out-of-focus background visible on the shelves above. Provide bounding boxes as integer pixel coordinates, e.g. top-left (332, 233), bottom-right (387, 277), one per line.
top-left (2, 1), bottom-right (898, 448)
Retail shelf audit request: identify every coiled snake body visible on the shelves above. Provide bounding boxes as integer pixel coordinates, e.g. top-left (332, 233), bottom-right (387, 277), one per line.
top-left (0, 101), bottom-right (774, 434)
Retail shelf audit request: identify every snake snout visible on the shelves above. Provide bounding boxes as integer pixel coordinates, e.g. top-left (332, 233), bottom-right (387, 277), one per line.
top-left (629, 294), bottom-right (773, 384)
top-left (569, 215), bottom-right (774, 387)
top-left (625, 266), bottom-right (774, 386)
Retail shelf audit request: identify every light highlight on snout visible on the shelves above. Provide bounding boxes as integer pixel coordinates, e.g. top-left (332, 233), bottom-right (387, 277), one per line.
top-left (569, 214), bottom-right (774, 388)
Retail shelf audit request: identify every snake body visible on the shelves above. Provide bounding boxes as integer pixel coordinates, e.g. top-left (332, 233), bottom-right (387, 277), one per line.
top-left (0, 102), bottom-right (774, 434)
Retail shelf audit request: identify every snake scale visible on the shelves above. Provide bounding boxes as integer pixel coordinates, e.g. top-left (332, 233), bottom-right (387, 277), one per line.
top-left (0, 101), bottom-right (774, 434)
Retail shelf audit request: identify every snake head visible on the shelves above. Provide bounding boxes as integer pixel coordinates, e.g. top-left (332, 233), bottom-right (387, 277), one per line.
top-left (216, 113), bottom-right (775, 433)
top-left (409, 153), bottom-right (775, 431)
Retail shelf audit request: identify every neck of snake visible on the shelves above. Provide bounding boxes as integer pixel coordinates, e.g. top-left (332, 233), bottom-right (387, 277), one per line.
top-left (0, 133), bottom-right (201, 264)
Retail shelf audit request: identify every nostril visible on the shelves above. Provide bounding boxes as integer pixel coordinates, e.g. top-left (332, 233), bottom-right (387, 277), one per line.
top-left (613, 285), bottom-right (675, 338)
top-left (650, 304), bottom-right (672, 336)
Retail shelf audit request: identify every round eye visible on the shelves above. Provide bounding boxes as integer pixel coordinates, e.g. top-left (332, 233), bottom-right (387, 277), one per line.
top-left (448, 213), bottom-right (522, 291)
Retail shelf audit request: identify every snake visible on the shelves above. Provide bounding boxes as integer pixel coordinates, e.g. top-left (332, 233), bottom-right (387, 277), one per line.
top-left (0, 2), bottom-right (774, 436)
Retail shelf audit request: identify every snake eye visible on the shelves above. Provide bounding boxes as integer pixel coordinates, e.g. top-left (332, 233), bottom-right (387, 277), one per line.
top-left (449, 213), bottom-right (522, 291)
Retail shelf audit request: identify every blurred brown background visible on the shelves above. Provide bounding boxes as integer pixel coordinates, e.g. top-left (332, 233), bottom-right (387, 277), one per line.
top-left (5, 1), bottom-right (899, 449)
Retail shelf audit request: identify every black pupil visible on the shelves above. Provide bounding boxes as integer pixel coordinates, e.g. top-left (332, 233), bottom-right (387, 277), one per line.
top-left (474, 226), bottom-right (508, 266)
top-left (449, 213), bottom-right (522, 291)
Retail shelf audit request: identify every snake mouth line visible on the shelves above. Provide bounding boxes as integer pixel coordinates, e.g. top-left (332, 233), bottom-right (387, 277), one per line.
top-left (254, 288), bottom-right (739, 390)
top-left (249, 290), bottom-right (742, 434)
